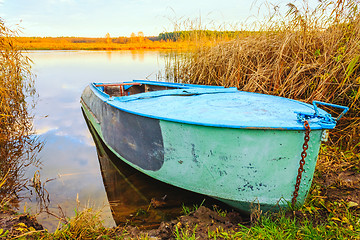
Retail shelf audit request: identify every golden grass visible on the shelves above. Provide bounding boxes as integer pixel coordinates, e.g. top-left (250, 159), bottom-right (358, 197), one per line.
top-left (164, 0), bottom-right (360, 151)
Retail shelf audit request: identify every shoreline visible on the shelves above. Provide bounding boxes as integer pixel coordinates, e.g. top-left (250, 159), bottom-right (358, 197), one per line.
top-left (13, 37), bottom-right (192, 51)
top-left (0, 205), bottom-right (245, 239)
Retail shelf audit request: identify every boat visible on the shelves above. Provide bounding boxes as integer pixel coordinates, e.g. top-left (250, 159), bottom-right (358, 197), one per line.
top-left (80, 80), bottom-right (348, 212)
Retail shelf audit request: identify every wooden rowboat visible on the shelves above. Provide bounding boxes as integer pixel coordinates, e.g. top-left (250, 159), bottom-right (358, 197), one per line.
top-left (80, 80), bottom-right (348, 212)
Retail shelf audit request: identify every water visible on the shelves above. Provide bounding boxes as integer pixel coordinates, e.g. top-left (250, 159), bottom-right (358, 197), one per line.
top-left (22, 50), bottom-right (216, 231)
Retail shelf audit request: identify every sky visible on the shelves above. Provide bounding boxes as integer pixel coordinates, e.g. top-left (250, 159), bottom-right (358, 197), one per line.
top-left (1, 0), bottom-right (316, 38)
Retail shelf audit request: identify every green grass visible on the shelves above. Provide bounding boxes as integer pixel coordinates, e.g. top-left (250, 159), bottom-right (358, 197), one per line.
top-left (213, 205), bottom-right (227, 218)
top-left (175, 224), bottom-right (198, 240)
top-left (181, 199), bottom-right (206, 215)
top-left (208, 204), bottom-right (359, 239)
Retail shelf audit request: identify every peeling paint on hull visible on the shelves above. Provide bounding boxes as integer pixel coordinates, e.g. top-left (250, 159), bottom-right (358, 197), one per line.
top-left (156, 120), bottom-right (322, 212)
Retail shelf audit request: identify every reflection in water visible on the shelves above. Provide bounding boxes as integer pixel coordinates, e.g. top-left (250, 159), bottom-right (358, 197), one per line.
top-left (83, 109), bottom-right (221, 227)
top-left (130, 50), bottom-right (145, 61)
top-left (106, 51), bottom-right (112, 61)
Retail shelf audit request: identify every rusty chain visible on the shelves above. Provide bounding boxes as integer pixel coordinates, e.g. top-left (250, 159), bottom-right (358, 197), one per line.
top-left (291, 120), bottom-right (311, 207)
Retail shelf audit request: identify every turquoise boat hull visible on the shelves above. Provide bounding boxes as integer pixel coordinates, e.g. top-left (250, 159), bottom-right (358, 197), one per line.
top-left (81, 80), bottom-right (345, 212)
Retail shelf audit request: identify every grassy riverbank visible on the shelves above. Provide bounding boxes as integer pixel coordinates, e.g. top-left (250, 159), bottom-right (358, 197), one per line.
top-left (2, 193), bottom-right (359, 239)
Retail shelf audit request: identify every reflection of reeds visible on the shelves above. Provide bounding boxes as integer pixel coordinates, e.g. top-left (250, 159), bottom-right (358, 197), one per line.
top-left (164, 0), bottom-right (360, 151)
top-left (0, 19), bottom-right (42, 207)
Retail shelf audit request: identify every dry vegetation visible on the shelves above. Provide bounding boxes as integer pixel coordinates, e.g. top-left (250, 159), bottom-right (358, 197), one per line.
top-left (0, 19), bottom-right (41, 209)
top-left (13, 36), bottom-right (188, 50)
top-left (165, 0), bottom-right (360, 153)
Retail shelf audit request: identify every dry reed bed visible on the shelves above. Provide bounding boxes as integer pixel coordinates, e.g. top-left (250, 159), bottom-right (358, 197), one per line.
top-left (167, 0), bottom-right (360, 152)
top-left (0, 19), bottom-right (41, 208)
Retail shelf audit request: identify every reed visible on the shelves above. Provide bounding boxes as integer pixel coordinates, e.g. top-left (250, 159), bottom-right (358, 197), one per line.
top-left (163, 0), bottom-right (360, 151)
top-left (0, 18), bottom-right (41, 208)
top-left (51, 208), bottom-right (107, 239)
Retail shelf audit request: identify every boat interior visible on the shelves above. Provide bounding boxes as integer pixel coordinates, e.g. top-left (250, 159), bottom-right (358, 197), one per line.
top-left (95, 83), bottom-right (178, 97)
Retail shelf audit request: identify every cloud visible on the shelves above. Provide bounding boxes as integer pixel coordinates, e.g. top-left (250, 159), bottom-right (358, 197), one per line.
top-left (34, 126), bottom-right (59, 135)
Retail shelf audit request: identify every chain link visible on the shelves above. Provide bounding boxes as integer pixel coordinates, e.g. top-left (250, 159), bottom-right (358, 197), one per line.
top-left (291, 120), bottom-right (311, 207)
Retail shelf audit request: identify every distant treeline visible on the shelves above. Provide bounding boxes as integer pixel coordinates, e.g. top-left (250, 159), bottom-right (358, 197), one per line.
top-left (158, 30), bottom-right (246, 41)
top-left (12, 31), bottom-right (250, 50)
top-left (13, 36), bottom-right (186, 50)
top-left (19, 36), bottom-right (159, 44)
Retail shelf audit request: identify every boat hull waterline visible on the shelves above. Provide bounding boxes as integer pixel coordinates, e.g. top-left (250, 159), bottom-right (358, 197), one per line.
top-left (80, 80), bottom-right (347, 212)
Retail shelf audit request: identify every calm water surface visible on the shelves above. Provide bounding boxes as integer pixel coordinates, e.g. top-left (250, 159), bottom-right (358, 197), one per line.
top-left (22, 50), bottom-right (218, 231)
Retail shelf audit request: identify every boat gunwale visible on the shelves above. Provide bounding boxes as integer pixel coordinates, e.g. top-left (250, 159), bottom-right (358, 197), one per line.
top-left (88, 81), bottom-right (335, 131)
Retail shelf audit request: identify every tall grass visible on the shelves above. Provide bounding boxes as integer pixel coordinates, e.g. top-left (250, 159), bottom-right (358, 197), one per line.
top-left (0, 18), bottom-right (41, 208)
top-left (164, 0), bottom-right (360, 151)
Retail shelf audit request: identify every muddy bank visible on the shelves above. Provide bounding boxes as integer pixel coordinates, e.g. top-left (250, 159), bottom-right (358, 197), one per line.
top-left (0, 209), bottom-right (43, 239)
top-left (0, 206), bottom-right (244, 239)
top-left (120, 206), bottom-right (245, 239)
top-left (316, 170), bottom-right (360, 206)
